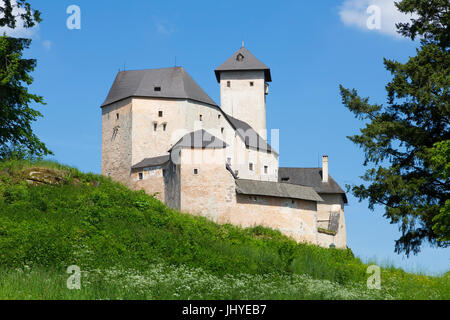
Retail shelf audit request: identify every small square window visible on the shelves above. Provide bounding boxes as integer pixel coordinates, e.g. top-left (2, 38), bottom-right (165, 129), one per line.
top-left (158, 111), bottom-right (163, 117)
top-left (194, 169), bottom-right (198, 175)
top-left (218, 114), bottom-right (221, 119)
top-left (138, 173), bottom-right (143, 180)
top-left (163, 123), bottom-right (167, 131)
top-left (227, 81), bottom-right (231, 87)
top-left (250, 81), bottom-right (254, 87)
top-left (116, 113), bottom-right (119, 120)
top-left (153, 123), bottom-right (157, 131)
top-left (154, 86), bottom-right (161, 92)
top-left (199, 114), bottom-right (203, 121)
top-left (264, 166), bottom-right (268, 174)
top-left (221, 127), bottom-right (224, 134)
top-left (249, 163), bottom-right (254, 171)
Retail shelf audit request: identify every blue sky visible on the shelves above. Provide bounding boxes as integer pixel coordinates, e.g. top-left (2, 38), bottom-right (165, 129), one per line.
top-left (3, 0), bottom-right (448, 274)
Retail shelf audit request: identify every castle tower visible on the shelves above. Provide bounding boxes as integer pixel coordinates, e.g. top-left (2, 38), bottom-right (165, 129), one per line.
top-left (215, 46), bottom-right (271, 139)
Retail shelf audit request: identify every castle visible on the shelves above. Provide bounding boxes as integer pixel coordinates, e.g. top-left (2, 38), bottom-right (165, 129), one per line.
top-left (101, 46), bottom-right (348, 248)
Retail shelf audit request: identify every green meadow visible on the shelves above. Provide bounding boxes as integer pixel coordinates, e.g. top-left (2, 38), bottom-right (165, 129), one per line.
top-left (0, 160), bottom-right (448, 300)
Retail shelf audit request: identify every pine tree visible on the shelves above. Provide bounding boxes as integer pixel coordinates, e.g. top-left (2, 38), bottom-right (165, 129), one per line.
top-left (0, 1), bottom-right (51, 158)
top-left (340, 0), bottom-right (449, 255)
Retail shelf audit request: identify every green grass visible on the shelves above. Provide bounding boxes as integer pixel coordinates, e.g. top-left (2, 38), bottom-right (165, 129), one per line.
top-left (0, 159), bottom-right (448, 300)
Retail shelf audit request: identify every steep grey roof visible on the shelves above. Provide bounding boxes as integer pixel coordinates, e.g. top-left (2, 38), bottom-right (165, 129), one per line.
top-left (214, 47), bottom-right (272, 82)
top-left (170, 129), bottom-right (228, 150)
top-left (278, 168), bottom-right (348, 203)
top-left (235, 179), bottom-right (323, 202)
top-left (225, 114), bottom-right (277, 155)
top-left (131, 155), bottom-right (170, 170)
top-left (101, 67), bottom-right (218, 107)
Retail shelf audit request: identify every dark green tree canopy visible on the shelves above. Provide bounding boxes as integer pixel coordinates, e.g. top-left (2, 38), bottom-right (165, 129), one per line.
top-left (0, 36), bottom-right (51, 158)
top-left (396, 0), bottom-right (449, 48)
top-left (0, 1), bottom-right (50, 159)
top-left (0, 0), bottom-right (41, 29)
top-left (340, 0), bottom-right (449, 255)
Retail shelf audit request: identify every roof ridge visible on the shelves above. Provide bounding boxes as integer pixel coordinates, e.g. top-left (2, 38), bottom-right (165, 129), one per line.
top-left (235, 179), bottom-right (323, 202)
top-left (101, 67), bottom-right (218, 107)
top-left (169, 129), bottom-right (227, 151)
top-left (222, 112), bottom-right (277, 155)
top-left (119, 66), bottom-right (183, 73)
top-left (214, 47), bottom-right (272, 82)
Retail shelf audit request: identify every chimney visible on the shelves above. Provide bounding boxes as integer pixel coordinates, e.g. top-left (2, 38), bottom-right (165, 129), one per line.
top-left (322, 155), bottom-right (328, 183)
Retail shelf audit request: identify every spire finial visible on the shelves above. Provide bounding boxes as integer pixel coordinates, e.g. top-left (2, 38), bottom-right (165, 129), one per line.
top-left (242, 40), bottom-right (244, 48)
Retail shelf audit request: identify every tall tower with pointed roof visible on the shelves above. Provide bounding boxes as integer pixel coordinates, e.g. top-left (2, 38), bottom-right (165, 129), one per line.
top-left (215, 47), bottom-right (271, 139)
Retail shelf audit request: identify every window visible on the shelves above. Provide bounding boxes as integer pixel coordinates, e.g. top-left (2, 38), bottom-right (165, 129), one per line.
top-left (138, 173), bottom-right (143, 180)
top-left (250, 81), bottom-right (254, 87)
top-left (194, 169), bottom-right (198, 175)
top-left (264, 166), bottom-right (268, 174)
top-left (227, 81), bottom-right (231, 87)
top-left (163, 123), bottom-right (167, 131)
top-left (249, 163), bottom-right (254, 171)
top-left (116, 113), bottom-right (119, 120)
top-left (218, 114), bottom-right (221, 119)
top-left (281, 177), bottom-right (290, 182)
top-left (153, 123), bottom-right (157, 131)
top-left (154, 86), bottom-right (161, 92)
top-left (158, 111), bottom-right (163, 117)
top-left (199, 114), bottom-right (203, 121)
top-left (221, 127), bottom-right (224, 134)
top-left (162, 169), bottom-right (166, 176)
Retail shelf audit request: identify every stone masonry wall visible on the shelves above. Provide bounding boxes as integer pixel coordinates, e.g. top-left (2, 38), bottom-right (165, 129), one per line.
top-left (131, 167), bottom-right (165, 202)
top-left (220, 194), bottom-right (318, 244)
top-left (316, 193), bottom-right (347, 248)
top-left (220, 70), bottom-right (267, 139)
top-left (101, 98), bottom-right (133, 187)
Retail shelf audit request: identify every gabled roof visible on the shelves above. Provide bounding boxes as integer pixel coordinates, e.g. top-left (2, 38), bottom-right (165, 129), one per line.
top-left (278, 168), bottom-right (348, 203)
top-left (225, 114), bottom-right (277, 155)
top-left (131, 155), bottom-right (170, 170)
top-left (214, 47), bottom-right (272, 82)
top-left (101, 67), bottom-right (218, 107)
top-left (235, 179), bottom-right (323, 202)
top-left (170, 129), bottom-right (228, 151)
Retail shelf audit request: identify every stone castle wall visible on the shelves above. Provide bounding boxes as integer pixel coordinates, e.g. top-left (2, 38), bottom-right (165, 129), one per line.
top-left (220, 70), bottom-right (267, 139)
top-left (101, 98), bottom-right (133, 187)
top-left (316, 193), bottom-right (347, 249)
top-left (101, 97), bottom-right (346, 249)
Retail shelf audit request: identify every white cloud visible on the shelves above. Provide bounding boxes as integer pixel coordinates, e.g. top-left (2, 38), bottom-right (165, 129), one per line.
top-left (0, 0), bottom-right (38, 37)
top-left (339, 0), bottom-right (417, 38)
top-left (42, 40), bottom-right (52, 51)
top-left (154, 20), bottom-right (176, 36)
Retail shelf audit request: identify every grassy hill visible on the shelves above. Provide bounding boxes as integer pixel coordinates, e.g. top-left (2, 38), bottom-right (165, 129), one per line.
top-left (0, 159), bottom-right (448, 299)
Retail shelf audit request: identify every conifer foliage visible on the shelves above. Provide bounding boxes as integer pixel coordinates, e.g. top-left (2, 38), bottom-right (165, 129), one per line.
top-left (340, 0), bottom-right (449, 255)
top-left (0, 1), bottom-right (50, 158)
